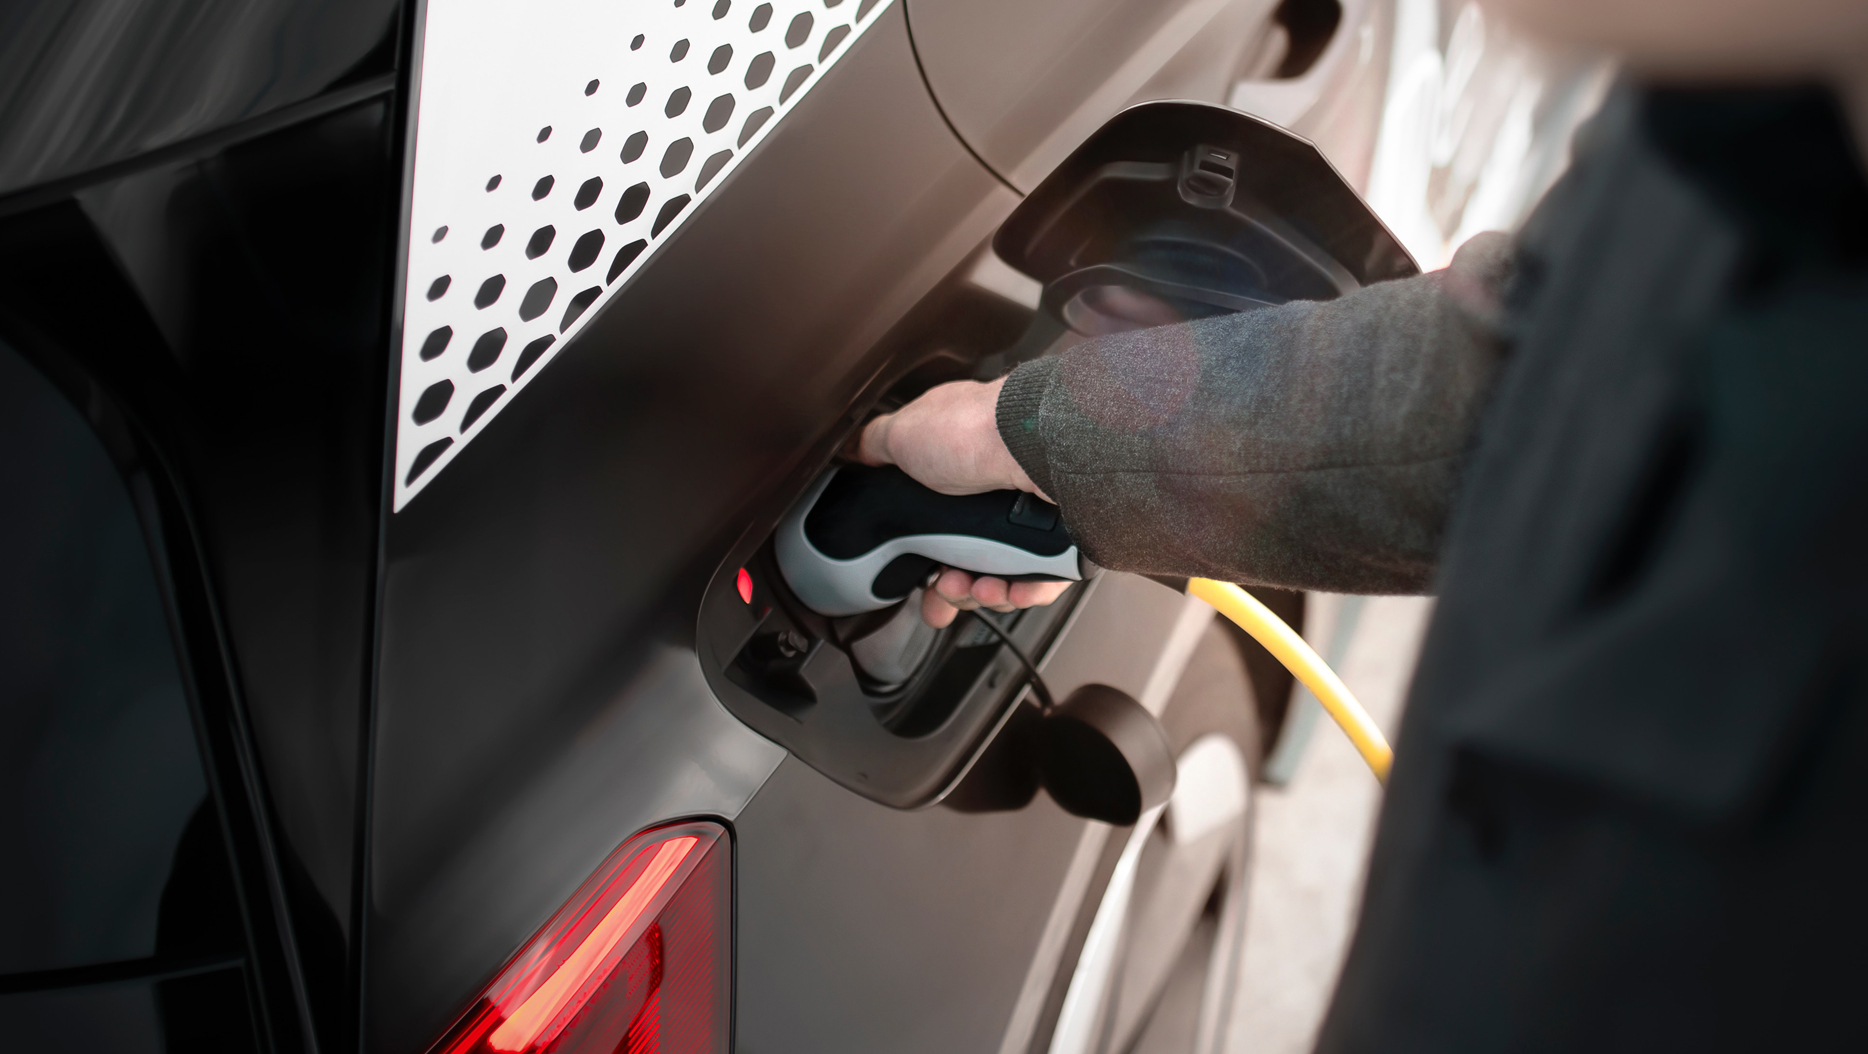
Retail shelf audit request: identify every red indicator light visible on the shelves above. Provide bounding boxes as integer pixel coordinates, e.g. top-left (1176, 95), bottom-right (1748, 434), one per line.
top-left (433, 822), bottom-right (731, 1054)
top-left (735, 567), bottom-right (753, 605)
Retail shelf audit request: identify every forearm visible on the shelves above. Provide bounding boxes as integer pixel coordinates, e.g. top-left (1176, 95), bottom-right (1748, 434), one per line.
top-left (997, 234), bottom-right (1512, 594)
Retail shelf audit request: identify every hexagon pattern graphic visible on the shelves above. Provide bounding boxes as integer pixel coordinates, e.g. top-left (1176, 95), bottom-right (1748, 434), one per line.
top-left (395, 0), bottom-right (895, 510)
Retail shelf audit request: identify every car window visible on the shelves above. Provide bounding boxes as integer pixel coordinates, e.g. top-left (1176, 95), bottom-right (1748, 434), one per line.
top-left (0, 338), bottom-right (235, 976)
top-left (0, 964), bottom-right (253, 1053)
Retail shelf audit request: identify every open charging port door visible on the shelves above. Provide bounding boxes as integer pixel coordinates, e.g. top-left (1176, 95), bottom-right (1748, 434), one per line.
top-left (995, 99), bottom-right (1416, 334)
top-left (694, 100), bottom-right (1412, 811)
top-left (697, 507), bottom-right (1093, 809)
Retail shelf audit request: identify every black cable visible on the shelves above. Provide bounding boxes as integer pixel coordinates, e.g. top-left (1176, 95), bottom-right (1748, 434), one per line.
top-left (969, 611), bottom-right (1056, 713)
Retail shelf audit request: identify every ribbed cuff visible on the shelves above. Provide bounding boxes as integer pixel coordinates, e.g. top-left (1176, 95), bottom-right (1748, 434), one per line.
top-left (995, 356), bottom-right (1058, 499)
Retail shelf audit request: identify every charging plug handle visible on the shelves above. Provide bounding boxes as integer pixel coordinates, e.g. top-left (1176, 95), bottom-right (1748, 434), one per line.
top-left (777, 466), bottom-right (1088, 617)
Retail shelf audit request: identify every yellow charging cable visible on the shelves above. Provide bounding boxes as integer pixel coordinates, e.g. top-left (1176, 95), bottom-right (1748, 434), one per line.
top-left (1187, 578), bottom-right (1393, 783)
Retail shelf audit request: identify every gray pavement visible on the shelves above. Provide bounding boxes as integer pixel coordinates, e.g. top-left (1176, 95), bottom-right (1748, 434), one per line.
top-left (1225, 596), bottom-right (1435, 1054)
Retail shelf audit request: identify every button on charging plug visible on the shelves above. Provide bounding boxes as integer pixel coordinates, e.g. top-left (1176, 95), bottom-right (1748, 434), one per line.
top-left (1007, 492), bottom-right (1060, 531)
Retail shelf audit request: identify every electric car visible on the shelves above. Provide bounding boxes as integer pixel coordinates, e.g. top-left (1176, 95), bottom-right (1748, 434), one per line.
top-left (0, 0), bottom-right (1400, 1050)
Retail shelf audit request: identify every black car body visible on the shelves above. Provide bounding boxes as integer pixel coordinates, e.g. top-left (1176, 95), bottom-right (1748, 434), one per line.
top-left (0, 0), bottom-right (1399, 1050)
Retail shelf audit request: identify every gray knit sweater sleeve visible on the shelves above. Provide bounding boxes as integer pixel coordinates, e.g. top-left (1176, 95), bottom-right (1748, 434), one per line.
top-left (995, 233), bottom-right (1513, 595)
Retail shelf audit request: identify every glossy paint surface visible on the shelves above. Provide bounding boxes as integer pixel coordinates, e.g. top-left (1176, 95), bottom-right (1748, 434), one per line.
top-left (0, 94), bottom-right (401, 1052)
top-left (0, 0), bottom-right (399, 197)
top-left (0, 967), bottom-right (259, 1053)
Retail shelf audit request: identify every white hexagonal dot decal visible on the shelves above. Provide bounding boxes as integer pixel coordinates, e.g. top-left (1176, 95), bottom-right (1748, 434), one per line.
top-left (395, 0), bottom-right (894, 510)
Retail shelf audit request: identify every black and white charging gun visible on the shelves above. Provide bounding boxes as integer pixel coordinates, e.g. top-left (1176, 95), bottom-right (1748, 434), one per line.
top-left (775, 465), bottom-right (1092, 617)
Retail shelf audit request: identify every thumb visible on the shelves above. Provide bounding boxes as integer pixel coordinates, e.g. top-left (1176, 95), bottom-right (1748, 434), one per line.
top-left (846, 412), bottom-right (895, 466)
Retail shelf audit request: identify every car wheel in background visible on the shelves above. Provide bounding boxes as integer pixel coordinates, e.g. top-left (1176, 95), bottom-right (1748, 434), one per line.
top-left (1040, 619), bottom-right (1262, 1054)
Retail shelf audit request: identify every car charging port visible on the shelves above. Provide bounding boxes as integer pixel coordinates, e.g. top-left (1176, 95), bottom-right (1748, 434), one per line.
top-left (720, 532), bottom-right (1035, 723)
top-left (697, 470), bottom-right (1087, 809)
top-left (835, 592), bottom-right (941, 689)
top-left (692, 234), bottom-right (1095, 808)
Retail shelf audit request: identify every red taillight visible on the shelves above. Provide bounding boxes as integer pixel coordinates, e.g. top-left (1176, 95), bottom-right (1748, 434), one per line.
top-left (735, 568), bottom-right (753, 605)
top-left (433, 822), bottom-right (730, 1054)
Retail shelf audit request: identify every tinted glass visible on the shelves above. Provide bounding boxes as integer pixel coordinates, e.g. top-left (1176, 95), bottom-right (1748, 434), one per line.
top-left (0, 965), bottom-right (256, 1053)
top-left (0, 339), bottom-right (216, 974)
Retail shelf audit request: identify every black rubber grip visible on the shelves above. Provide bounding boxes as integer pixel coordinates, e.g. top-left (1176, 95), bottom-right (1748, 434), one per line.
top-left (804, 466), bottom-right (1072, 559)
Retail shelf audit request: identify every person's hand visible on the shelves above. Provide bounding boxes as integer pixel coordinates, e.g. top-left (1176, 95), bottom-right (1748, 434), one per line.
top-left (851, 377), bottom-right (1046, 496)
top-left (851, 377), bottom-right (1071, 627)
top-left (917, 567), bottom-right (1072, 629)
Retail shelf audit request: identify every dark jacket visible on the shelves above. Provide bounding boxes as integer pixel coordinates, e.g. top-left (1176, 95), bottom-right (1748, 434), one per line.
top-left (996, 228), bottom-right (1511, 595)
top-left (1000, 85), bottom-right (1868, 1048)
